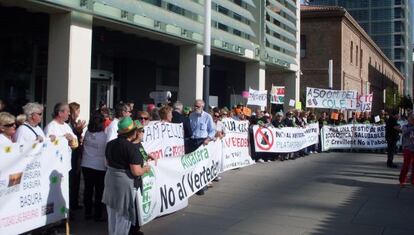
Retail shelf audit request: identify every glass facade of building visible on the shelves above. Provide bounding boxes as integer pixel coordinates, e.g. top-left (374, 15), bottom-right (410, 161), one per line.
top-left (35, 0), bottom-right (299, 69)
top-left (309, 0), bottom-right (413, 95)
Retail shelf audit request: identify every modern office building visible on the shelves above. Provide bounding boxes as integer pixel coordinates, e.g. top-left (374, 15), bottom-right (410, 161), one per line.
top-left (308, 0), bottom-right (413, 97)
top-left (0, 0), bottom-right (300, 122)
top-left (301, 5), bottom-right (404, 114)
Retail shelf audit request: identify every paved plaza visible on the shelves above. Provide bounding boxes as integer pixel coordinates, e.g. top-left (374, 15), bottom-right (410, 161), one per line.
top-left (71, 152), bottom-right (414, 235)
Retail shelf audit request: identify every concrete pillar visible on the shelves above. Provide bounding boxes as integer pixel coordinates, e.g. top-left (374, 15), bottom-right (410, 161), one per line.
top-left (284, 71), bottom-right (300, 111)
top-left (178, 45), bottom-right (204, 106)
top-left (245, 61), bottom-right (266, 90)
top-left (46, 11), bottom-right (92, 123)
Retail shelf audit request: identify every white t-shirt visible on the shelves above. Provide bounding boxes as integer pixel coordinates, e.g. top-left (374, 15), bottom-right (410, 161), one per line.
top-left (14, 122), bottom-right (45, 143)
top-left (0, 134), bottom-right (13, 145)
top-left (81, 131), bottom-right (107, 171)
top-left (215, 120), bottom-right (224, 132)
top-left (105, 118), bottom-right (119, 143)
top-left (44, 120), bottom-right (77, 140)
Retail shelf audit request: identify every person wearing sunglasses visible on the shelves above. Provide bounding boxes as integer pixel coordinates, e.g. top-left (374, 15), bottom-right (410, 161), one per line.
top-left (106, 103), bottom-right (132, 142)
top-left (0, 112), bottom-right (16, 145)
top-left (15, 102), bottom-right (45, 143)
top-left (134, 111), bottom-right (151, 126)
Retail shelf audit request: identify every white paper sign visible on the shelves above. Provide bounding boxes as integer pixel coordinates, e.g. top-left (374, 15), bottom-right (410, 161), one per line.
top-left (289, 99), bottom-right (296, 107)
top-left (306, 87), bottom-right (357, 109)
top-left (374, 115), bottom-right (380, 123)
top-left (247, 88), bottom-right (267, 107)
top-left (149, 91), bottom-right (172, 104)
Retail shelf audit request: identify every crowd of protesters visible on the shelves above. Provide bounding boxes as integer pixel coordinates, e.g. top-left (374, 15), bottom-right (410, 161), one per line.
top-left (1, 98), bottom-right (414, 234)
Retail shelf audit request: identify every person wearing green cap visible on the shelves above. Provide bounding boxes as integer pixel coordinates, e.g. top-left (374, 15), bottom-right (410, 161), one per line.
top-left (103, 117), bottom-right (150, 235)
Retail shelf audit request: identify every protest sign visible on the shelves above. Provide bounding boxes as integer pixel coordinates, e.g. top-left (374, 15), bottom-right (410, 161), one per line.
top-left (138, 141), bottom-right (222, 225)
top-left (149, 91), bottom-right (172, 105)
top-left (321, 124), bottom-right (386, 151)
top-left (295, 101), bottom-right (302, 110)
top-left (270, 86), bottom-right (285, 104)
top-left (0, 138), bottom-right (70, 235)
top-left (253, 123), bottom-right (319, 153)
top-left (289, 99), bottom-right (295, 107)
top-left (356, 93), bottom-right (373, 112)
top-left (142, 121), bottom-right (185, 158)
top-left (247, 88), bottom-right (267, 107)
top-left (221, 118), bottom-right (255, 171)
top-left (306, 87), bottom-right (357, 109)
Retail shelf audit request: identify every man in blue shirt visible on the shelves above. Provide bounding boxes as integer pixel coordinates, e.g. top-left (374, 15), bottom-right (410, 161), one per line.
top-left (188, 99), bottom-right (216, 195)
top-left (188, 99), bottom-right (216, 152)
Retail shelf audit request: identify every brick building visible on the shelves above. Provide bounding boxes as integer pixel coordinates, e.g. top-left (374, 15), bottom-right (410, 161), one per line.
top-left (299, 5), bottom-right (404, 114)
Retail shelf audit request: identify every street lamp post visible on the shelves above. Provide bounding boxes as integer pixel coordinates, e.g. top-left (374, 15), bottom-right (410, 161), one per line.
top-left (203, 0), bottom-right (211, 111)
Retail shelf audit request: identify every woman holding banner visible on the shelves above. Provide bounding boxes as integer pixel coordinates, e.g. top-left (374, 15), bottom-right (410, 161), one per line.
top-left (103, 117), bottom-right (150, 235)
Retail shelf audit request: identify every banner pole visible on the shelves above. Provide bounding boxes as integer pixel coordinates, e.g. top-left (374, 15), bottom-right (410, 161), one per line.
top-left (66, 218), bottom-right (70, 235)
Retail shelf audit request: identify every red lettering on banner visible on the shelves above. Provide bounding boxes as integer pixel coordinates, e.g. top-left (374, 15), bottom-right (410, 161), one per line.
top-left (0, 208), bottom-right (39, 228)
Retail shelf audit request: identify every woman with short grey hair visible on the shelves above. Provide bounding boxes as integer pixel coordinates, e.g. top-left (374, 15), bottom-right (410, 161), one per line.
top-left (14, 102), bottom-right (45, 143)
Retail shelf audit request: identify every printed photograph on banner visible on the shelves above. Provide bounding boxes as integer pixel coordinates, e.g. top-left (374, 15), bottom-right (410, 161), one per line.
top-left (270, 86), bottom-right (285, 104)
top-left (8, 172), bottom-right (23, 187)
top-left (306, 87), bottom-right (357, 110)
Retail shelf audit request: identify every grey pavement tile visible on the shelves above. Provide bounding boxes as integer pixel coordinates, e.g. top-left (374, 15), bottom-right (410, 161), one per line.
top-left (382, 227), bottom-right (414, 235)
top-left (352, 206), bottom-right (414, 230)
top-left (301, 222), bottom-right (383, 235)
top-left (70, 152), bottom-right (414, 235)
top-left (228, 220), bottom-right (306, 235)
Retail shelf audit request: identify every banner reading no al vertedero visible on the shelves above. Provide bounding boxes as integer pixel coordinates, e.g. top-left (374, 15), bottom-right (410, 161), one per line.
top-left (252, 123), bottom-right (319, 153)
top-left (321, 124), bottom-right (386, 151)
top-left (138, 141), bottom-right (222, 225)
top-left (306, 87), bottom-right (357, 109)
top-left (0, 138), bottom-right (70, 235)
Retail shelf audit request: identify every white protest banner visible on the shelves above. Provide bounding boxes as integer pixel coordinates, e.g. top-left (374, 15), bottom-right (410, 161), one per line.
top-left (270, 86), bottom-right (285, 104)
top-left (356, 93), bottom-right (373, 112)
top-left (138, 141), bottom-right (222, 225)
top-left (221, 118), bottom-right (255, 171)
top-left (0, 139), bottom-right (70, 235)
top-left (306, 87), bottom-right (357, 109)
top-left (149, 91), bottom-right (172, 104)
top-left (253, 123), bottom-right (319, 153)
top-left (321, 124), bottom-right (386, 151)
top-left (247, 88), bottom-right (267, 107)
top-left (142, 121), bottom-right (185, 158)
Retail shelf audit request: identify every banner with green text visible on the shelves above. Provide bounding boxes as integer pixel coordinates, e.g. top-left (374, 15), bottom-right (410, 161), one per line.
top-left (138, 141), bottom-right (222, 225)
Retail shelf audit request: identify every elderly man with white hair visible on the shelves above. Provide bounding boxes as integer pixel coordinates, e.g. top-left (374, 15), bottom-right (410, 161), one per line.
top-left (14, 102), bottom-right (45, 143)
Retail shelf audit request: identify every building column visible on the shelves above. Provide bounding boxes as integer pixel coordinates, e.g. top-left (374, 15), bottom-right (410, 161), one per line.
top-left (284, 71), bottom-right (300, 111)
top-left (46, 11), bottom-right (92, 123)
top-left (245, 61), bottom-right (266, 90)
top-left (179, 45), bottom-right (204, 106)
